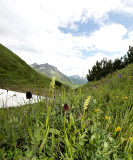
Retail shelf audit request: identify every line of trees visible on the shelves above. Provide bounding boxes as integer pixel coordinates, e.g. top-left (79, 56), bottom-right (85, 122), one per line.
top-left (87, 46), bottom-right (133, 81)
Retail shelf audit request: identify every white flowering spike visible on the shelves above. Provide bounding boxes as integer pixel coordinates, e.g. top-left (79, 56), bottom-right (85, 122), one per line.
top-left (83, 96), bottom-right (91, 110)
top-left (49, 76), bottom-right (55, 92)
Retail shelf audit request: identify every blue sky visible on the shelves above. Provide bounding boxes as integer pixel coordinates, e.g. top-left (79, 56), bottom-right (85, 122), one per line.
top-left (0, 0), bottom-right (133, 76)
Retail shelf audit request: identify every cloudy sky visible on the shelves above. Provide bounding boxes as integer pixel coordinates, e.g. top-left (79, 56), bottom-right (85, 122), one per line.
top-left (0, 0), bottom-right (133, 76)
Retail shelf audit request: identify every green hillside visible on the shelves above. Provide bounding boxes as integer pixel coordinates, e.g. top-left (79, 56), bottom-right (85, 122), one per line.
top-left (0, 44), bottom-right (66, 94)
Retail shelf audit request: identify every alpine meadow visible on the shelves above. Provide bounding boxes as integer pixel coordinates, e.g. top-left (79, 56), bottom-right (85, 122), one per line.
top-left (0, 44), bottom-right (133, 159)
top-left (0, 0), bottom-right (133, 159)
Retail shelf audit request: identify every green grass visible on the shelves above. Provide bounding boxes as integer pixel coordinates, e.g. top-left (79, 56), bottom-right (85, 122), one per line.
top-left (0, 44), bottom-right (68, 95)
top-left (0, 64), bottom-right (133, 159)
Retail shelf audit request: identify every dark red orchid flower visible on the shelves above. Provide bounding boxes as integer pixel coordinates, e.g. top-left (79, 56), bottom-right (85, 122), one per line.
top-left (63, 104), bottom-right (69, 111)
top-left (26, 91), bottom-right (32, 99)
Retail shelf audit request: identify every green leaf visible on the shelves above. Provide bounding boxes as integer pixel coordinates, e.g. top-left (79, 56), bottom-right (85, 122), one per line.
top-left (39, 127), bottom-right (49, 153)
top-left (104, 142), bottom-right (108, 148)
top-left (49, 128), bottom-right (60, 135)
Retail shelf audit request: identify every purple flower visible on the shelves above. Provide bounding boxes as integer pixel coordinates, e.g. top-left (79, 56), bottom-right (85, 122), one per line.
top-left (119, 74), bottom-right (122, 78)
top-left (105, 80), bottom-right (109, 84)
top-left (26, 91), bottom-right (32, 99)
top-left (92, 86), bottom-right (95, 89)
top-left (63, 104), bottom-right (69, 111)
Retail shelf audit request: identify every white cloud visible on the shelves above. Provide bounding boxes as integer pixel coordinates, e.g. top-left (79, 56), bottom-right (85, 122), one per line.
top-left (0, 0), bottom-right (133, 76)
top-left (88, 23), bottom-right (128, 52)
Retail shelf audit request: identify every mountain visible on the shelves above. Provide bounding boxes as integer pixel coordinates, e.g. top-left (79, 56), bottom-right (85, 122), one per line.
top-left (68, 74), bottom-right (87, 85)
top-left (0, 44), bottom-right (65, 94)
top-left (31, 63), bottom-right (72, 84)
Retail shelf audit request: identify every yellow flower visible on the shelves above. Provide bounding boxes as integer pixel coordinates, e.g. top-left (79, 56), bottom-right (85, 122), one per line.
top-left (95, 109), bottom-right (99, 112)
top-left (122, 96), bottom-right (128, 100)
top-left (105, 116), bottom-right (108, 119)
top-left (105, 116), bottom-right (110, 120)
top-left (115, 127), bottom-right (121, 132)
top-left (129, 137), bottom-right (132, 141)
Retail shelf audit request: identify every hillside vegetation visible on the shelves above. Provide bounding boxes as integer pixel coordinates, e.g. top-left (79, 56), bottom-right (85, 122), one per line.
top-left (0, 63), bottom-right (133, 159)
top-left (87, 46), bottom-right (133, 81)
top-left (0, 44), bottom-right (67, 95)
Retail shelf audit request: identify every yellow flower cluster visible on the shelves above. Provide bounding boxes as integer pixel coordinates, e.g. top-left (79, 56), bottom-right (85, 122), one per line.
top-left (83, 96), bottom-right (91, 110)
top-left (105, 116), bottom-right (110, 120)
top-left (115, 127), bottom-right (121, 132)
top-left (121, 96), bottom-right (128, 100)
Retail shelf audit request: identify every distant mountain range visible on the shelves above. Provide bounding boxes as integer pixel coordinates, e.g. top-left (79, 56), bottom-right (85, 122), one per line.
top-left (31, 63), bottom-right (72, 84)
top-left (31, 63), bottom-right (87, 85)
top-left (68, 74), bottom-right (87, 85)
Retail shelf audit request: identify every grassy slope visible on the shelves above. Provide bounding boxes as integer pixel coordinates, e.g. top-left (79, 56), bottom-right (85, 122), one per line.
top-left (0, 59), bottom-right (133, 159)
top-left (0, 44), bottom-right (66, 95)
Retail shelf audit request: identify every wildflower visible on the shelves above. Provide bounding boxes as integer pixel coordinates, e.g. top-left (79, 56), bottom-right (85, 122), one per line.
top-left (119, 74), bottom-right (122, 78)
top-left (105, 116), bottom-right (110, 120)
top-left (129, 137), bottom-right (132, 141)
top-left (115, 127), bottom-right (121, 132)
top-left (105, 116), bottom-right (108, 119)
top-left (49, 76), bottom-right (55, 92)
top-left (122, 96), bottom-right (128, 100)
top-left (26, 91), bottom-right (32, 99)
top-left (92, 86), bottom-right (95, 89)
top-left (63, 104), bottom-right (69, 111)
top-left (83, 96), bottom-right (91, 110)
top-left (95, 109), bottom-right (99, 112)
top-left (105, 80), bottom-right (109, 84)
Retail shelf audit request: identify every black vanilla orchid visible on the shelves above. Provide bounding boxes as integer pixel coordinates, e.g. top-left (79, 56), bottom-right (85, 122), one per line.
top-left (63, 104), bottom-right (69, 111)
top-left (26, 91), bottom-right (32, 99)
